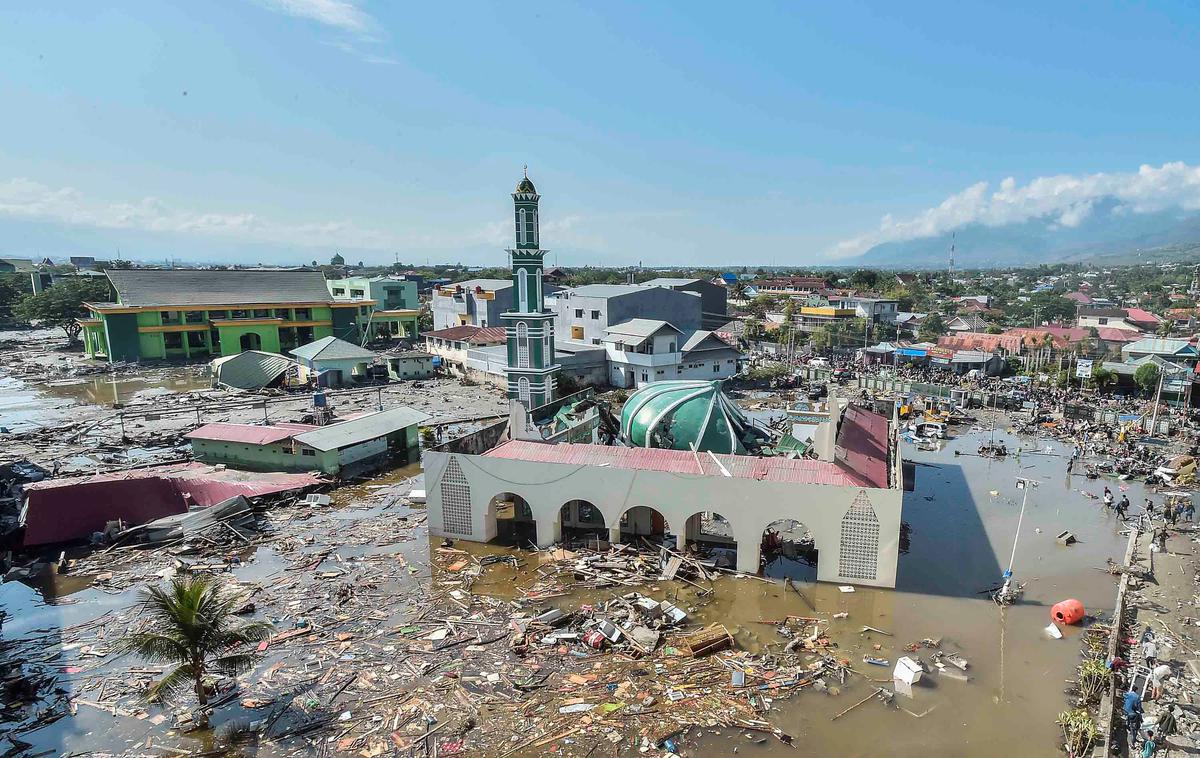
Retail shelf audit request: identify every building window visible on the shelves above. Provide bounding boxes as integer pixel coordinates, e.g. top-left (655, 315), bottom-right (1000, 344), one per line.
top-left (575, 309), bottom-right (583, 318)
top-left (713, 363), bottom-right (721, 372)
top-left (440, 457), bottom-right (473, 535)
top-left (518, 377), bottom-right (531, 405)
top-left (332, 288), bottom-right (345, 296)
top-left (641, 371), bottom-right (648, 382)
top-left (839, 491), bottom-right (880, 581)
top-left (590, 310), bottom-right (600, 320)
top-left (517, 208), bottom-right (528, 245)
top-left (571, 325), bottom-right (584, 340)
top-left (516, 321), bottom-right (529, 368)
top-left (518, 268), bottom-right (529, 312)
top-left (350, 289), bottom-right (364, 298)
top-left (253, 308), bottom-right (269, 318)
top-left (528, 209), bottom-right (538, 246)
top-left (185, 311), bottom-right (204, 324)
top-left (295, 308), bottom-right (311, 320)
top-left (164, 332), bottom-right (183, 349)
top-left (592, 338), bottom-right (601, 345)
top-left (301, 448), bottom-right (315, 457)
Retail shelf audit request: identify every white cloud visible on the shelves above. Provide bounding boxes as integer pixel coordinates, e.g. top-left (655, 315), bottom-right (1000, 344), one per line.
top-left (258, 0), bottom-right (372, 34)
top-left (830, 161), bottom-right (1200, 258)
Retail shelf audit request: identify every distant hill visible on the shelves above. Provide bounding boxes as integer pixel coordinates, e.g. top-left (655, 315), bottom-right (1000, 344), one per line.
top-left (848, 199), bottom-right (1200, 268)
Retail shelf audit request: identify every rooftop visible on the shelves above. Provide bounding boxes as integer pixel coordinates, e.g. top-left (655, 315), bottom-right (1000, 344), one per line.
top-left (438, 278), bottom-right (512, 293)
top-left (293, 407), bottom-right (430, 452)
top-left (105, 269), bottom-right (335, 307)
top-left (289, 336), bottom-right (378, 362)
top-left (483, 440), bottom-right (874, 487)
top-left (185, 422), bottom-right (317, 445)
top-left (424, 325), bottom-right (507, 343)
top-left (563, 284), bottom-right (663, 298)
top-left (642, 277), bottom-right (703, 288)
top-left (1123, 337), bottom-right (1197, 355)
top-left (604, 318), bottom-right (682, 338)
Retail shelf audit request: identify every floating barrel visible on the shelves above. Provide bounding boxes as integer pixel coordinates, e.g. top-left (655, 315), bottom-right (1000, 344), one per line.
top-left (1051, 598), bottom-right (1085, 625)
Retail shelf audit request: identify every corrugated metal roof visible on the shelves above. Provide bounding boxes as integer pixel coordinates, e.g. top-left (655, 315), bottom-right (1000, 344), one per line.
top-left (1124, 337), bottom-right (1196, 355)
top-left (185, 422), bottom-right (306, 445)
top-left (423, 325), bottom-right (507, 343)
top-left (289, 336), bottom-right (377, 362)
top-left (293, 406), bottom-right (431, 451)
top-left (106, 269), bottom-right (335, 307)
top-left (212, 350), bottom-right (297, 390)
top-left (483, 440), bottom-right (872, 487)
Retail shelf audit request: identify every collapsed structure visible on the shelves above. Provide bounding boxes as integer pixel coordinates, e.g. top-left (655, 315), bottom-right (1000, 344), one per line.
top-left (425, 381), bottom-right (906, 588)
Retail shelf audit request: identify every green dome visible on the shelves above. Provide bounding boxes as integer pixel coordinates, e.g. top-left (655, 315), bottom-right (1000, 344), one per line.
top-left (620, 380), bottom-right (759, 455)
top-left (515, 176), bottom-right (537, 194)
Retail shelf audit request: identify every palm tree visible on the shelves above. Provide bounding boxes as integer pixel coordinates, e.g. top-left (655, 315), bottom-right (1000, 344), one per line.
top-left (121, 576), bottom-right (271, 725)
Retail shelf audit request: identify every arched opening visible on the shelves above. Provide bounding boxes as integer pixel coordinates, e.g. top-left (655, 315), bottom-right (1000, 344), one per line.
top-left (516, 321), bottom-right (529, 368)
top-left (518, 269), bottom-right (529, 312)
top-left (558, 499), bottom-right (607, 545)
top-left (488, 492), bottom-right (535, 546)
top-left (761, 518), bottom-right (818, 582)
top-left (683, 511), bottom-right (738, 569)
top-left (518, 377), bottom-right (531, 406)
top-left (239, 332), bottom-right (261, 351)
top-left (619, 505), bottom-right (674, 546)
top-left (517, 208), bottom-right (527, 245)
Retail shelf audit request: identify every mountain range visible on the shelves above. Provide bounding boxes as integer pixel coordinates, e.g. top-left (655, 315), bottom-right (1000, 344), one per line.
top-left (847, 199), bottom-right (1200, 269)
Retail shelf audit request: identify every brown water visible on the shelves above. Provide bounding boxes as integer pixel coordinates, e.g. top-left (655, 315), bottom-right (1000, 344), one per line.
top-left (3, 425), bottom-right (1139, 756)
top-left (0, 367), bottom-right (213, 432)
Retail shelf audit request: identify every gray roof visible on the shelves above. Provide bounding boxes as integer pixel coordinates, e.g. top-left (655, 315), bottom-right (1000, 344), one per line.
top-left (680, 330), bottom-right (736, 353)
top-left (106, 269), bottom-right (335, 307)
top-left (0, 258), bottom-right (35, 272)
top-left (289, 336), bottom-right (378, 362)
top-left (293, 407), bottom-right (430, 451)
top-left (643, 277), bottom-right (702, 288)
top-left (211, 350), bottom-right (298, 390)
top-left (604, 319), bottom-right (682, 338)
top-left (449, 278), bottom-right (512, 292)
top-left (565, 284), bottom-right (652, 298)
top-left (1123, 337), bottom-right (1197, 355)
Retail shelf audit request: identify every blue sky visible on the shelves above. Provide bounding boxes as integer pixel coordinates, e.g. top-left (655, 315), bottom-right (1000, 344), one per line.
top-left (1, 1), bottom-right (1199, 267)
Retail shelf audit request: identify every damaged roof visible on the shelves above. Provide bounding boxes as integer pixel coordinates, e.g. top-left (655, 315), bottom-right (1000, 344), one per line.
top-left (293, 407), bottom-right (431, 451)
top-left (105, 269), bottom-right (336, 307)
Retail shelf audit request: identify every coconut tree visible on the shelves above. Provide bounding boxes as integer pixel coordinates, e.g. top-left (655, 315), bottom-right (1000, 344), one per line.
top-left (121, 576), bottom-right (271, 725)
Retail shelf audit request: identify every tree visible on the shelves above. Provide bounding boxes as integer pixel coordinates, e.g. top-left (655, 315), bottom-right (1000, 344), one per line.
top-left (1091, 367), bottom-right (1117, 390)
top-left (917, 313), bottom-right (946, 342)
top-left (1157, 319), bottom-right (1174, 337)
top-left (13, 278), bottom-right (111, 343)
top-left (1134, 363), bottom-right (1161, 394)
top-left (850, 269), bottom-right (879, 289)
top-left (120, 576), bottom-right (271, 726)
top-left (0, 273), bottom-right (32, 321)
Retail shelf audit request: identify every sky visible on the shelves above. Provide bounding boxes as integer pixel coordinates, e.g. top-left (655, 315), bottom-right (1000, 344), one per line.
top-left (2, 1), bottom-right (1200, 268)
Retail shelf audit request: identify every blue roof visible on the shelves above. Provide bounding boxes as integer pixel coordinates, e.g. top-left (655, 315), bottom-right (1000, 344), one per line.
top-left (1123, 338), bottom-right (1197, 356)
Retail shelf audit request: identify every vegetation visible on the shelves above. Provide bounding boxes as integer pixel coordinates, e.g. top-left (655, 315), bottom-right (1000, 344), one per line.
top-left (916, 313), bottom-right (946, 342)
top-left (120, 576), bottom-right (271, 725)
top-left (1090, 366), bottom-right (1117, 389)
top-left (0, 273), bottom-right (32, 322)
top-left (13, 278), bottom-right (111, 343)
top-left (1134, 362), bottom-right (1161, 394)
top-left (1057, 709), bottom-right (1099, 756)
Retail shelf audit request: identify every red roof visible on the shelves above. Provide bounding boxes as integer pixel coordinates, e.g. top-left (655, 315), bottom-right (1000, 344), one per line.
top-left (938, 332), bottom-right (1023, 353)
top-left (22, 463), bottom-right (322, 546)
top-left (1064, 291), bottom-right (1093, 304)
top-left (185, 422), bottom-right (314, 445)
top-left (1096, 327), bottom-right (1142, 342)
top-left (483, 440), bottom-right (874, 487)
top-left (1006, 326), bottom-right (1090, 348)
top-left (1124, 308), bottom-right (1162, 325)
top-left (423, 325), bottom-right (507, 343)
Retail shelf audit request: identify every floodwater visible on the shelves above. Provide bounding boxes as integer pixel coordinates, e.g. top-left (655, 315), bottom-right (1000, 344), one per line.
top-left (0, 367), bottom-right (213, 432)
top-left (2, 424), bottom-right (1140, 756)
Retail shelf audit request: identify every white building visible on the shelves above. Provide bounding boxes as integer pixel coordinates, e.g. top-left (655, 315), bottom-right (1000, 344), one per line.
top-left (601, 319), bottom-right (740, 389)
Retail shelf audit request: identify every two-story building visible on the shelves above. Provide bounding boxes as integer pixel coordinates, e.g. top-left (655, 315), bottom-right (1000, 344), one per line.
top-left (327, 275), bottom-right (421, 340)
top-left (641, 278), bottom-right (729, 329)
top-left (80, 269), bottom-right (368, 362)
top-left (552, 284), bottom-right (703, 346)
top-left (431, 279), bottom-right (514, 330)
top-left (601, 319), bottom-right (741, 388)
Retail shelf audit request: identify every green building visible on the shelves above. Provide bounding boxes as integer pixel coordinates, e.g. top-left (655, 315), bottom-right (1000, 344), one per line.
top-left (185, 406), bottom-right (430, 476)
top-left (502, 169), bottom-right (560, 408)
top-left (326, 275), bottom-right (420, 340)
top-left (81, 269), bottom-right (370, 362)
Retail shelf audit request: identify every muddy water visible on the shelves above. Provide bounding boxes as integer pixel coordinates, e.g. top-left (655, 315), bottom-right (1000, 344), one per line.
top-left (455, 425), bottom-right (1137, 756)
top-left (3, 424), bottom-right (1140, 756)
top-left (0, 367), bottom-right (213, 432)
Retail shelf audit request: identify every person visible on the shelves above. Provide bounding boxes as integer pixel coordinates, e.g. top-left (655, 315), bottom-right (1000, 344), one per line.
top-left (1104, 487), bottom-right (1114, 508)
top-left (1143, 639), bottom-right (1159, 669)
top-left (1141, 728), bottom-right (1156, 757)
top-left (1116, 497), bottom-right (1129, 520)
top-left (1168, 500), bottom-right (1179, 525)
top-left (1145, 498), bottom-right (1156, 517)
top-left (1186, 499), bottom-right (1196, 522)
top-left (1151, 663), bottom-right (1171, 700)
top-left (1124, 689), bottom-right (1144, 741)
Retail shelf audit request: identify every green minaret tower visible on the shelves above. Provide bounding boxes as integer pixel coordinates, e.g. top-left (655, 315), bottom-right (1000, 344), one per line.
top-left (502, 168), bottom-right (560, 408)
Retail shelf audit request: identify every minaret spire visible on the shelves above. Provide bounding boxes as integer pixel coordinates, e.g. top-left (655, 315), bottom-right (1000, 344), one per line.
top-left (502, 169), bottom-right (560, 409)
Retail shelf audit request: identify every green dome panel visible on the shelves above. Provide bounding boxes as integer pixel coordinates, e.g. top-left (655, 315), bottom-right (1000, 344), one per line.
top-left (619, 380), bottom-right (757, 455)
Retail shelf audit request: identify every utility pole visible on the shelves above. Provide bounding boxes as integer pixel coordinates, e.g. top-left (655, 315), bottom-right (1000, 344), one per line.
top-left (998, 477), bottom-right (1038, 604)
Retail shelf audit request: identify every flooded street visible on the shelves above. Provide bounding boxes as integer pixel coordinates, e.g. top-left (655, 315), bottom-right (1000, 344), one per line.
top-left (1, 405), bottom-right (1142, 756)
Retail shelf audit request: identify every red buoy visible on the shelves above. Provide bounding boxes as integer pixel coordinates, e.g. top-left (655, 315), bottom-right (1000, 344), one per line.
top-left (1051, 599), bottom-right (1085, 625)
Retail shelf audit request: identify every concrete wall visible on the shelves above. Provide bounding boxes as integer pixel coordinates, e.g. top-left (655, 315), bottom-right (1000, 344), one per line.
top-left (555, 288), bottom-right (703, 346)
top-left (424, 450), bottom-right (903, 588)
top-left (433, 288), bottom-right (513, 330)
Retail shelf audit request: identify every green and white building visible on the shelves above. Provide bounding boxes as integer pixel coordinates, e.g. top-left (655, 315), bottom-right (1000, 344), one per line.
top-left (502, 171), bottom-right (560, 408)
top-left (80, 269), bottom-right (370, 362)
top-left (327, 275), bottom-right (421, 340)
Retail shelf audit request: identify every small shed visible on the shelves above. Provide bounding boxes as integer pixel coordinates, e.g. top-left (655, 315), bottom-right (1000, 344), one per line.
top-left (384, 350), bottom-right (436, 380)
top-left (289, 336), bottom-right (380, 387)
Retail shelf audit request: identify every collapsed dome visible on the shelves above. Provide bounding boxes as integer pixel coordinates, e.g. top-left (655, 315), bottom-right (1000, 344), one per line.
top-left (619, 380), bottom-right (759, 455)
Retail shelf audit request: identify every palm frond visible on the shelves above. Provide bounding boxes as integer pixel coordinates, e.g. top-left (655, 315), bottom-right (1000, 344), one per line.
top-left (147, 663), bottom-right (198, 704)
top-left (211, 653), bottom-right (261, 677)
top-left (120, 632), bottom-right (189, 664)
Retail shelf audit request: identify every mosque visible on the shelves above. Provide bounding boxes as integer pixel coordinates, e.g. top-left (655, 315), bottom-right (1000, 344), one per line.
top-left (423, 173), bottom-right (906, 588)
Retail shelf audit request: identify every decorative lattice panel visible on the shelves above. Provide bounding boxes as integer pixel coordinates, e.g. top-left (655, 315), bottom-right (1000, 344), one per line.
top-left (440, 457), bottom-right (473, 535)
top-left (839, 490), bottom-right (880, 581)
